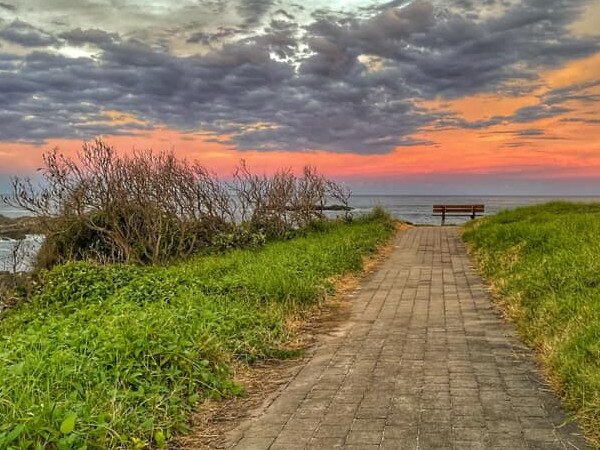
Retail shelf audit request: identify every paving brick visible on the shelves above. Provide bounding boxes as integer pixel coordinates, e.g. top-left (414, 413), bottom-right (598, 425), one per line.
top-left (345, 429), bottom-right (383, 445)
top-left (419, 429), bottom-right (453, 449)
top-left (454, 429), bottom-right (487, 444)
top-left (306, 436), bottom-right (345, 449)
top-left (351, 418), bottom-right (386, 431)
top-left (315, 423), bottom-right (351, 438)
top-left (227, 228), bottom-right (589, 450)
top-left (452, 441), bottom-right (487, 450)
top-left (232, 437), bottom-right (275, 449)
top-left (483, 433), bottom-right (528, 449)
top-left (380, 438), bottom-right (418, 449)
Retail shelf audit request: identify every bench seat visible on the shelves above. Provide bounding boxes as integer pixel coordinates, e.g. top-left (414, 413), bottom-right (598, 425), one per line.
top-left (433, 204), bottom-right (485, 224)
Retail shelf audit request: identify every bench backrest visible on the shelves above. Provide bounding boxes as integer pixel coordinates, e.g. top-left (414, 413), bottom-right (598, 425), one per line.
top-left (433, 204), bottom-right (485, 214)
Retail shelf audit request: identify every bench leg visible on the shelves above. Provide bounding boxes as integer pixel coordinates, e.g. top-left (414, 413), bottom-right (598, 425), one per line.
top-left (442, 211), bottom-right (446, 225)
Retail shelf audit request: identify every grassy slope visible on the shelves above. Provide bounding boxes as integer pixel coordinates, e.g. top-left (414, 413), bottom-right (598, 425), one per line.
top-left (463, 202), bottom-right (600, 446)
top-left (0, 214), bottom-right (394, 449)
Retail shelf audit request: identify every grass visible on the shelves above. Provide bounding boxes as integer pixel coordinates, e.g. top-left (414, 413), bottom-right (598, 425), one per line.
top-left (463, 202), bottom-right (600, 446)
top-left (0, 212), bottom-right (394, 449)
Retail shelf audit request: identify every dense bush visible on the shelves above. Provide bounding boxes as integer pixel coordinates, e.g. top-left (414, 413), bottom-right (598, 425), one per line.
top-left (463, 202), bottom-right (600, 446)
top-left (4, 139), bottom-right (351, 268)
top-left (0, 213), bottom-right (394, 449)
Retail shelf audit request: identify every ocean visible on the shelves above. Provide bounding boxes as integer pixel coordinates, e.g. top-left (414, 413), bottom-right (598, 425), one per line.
top-left (2, 195), bottom-right (600, 272)
top-left (349, 195), bottom-right (600, 225)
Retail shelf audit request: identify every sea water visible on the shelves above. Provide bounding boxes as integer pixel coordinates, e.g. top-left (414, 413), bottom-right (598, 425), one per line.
top-left (0, 235), bottom-right (44, 273)
top-left (349, 195), bottom-right (600, 225)
top-left (2, 195), bottom-right (600, 271)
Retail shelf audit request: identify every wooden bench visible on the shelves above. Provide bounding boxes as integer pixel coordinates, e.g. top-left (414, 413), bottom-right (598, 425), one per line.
top-left (433, 204), bottom-right (485, 224)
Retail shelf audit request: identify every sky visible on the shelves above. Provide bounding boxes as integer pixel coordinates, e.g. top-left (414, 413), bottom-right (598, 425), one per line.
top-left (0, 0), bottom-right (599, 194)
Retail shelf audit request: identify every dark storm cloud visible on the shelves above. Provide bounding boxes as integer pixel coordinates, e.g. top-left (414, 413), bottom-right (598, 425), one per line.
top-left (0, 20), bottom-right (56, 47)
top-left (0, 0), bottom-right (599, 153)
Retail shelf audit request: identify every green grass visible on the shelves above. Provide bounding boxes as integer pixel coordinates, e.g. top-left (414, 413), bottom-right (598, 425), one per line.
top-left (0, 213), bottom-right (394, 449)
top-left (463, 202), bottom-right (600, 446)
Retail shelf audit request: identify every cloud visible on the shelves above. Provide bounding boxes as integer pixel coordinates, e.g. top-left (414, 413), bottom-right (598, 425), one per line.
top-left (0, 2), bottom-right (16, 11)
top-left (515, 128), bottom-right (545, 137)
top-left (0, 20), bottom-right (56, 47)
top-left (58, 28), bottom-right (118, 46)
top-left (236, 0), bottom-right (275, 27)
top-left (186, 27), bottom-right (245, 45)
top-left (0, 0), bottom-right (599, 153)
top-left (273, 9), bottom-right (295, 21)
top-left (512, 105), bottom-right (572, 123)
top-left (560, 117), bottom-right (600, 125)
top-left (543, 80), bottom-right (600, 105)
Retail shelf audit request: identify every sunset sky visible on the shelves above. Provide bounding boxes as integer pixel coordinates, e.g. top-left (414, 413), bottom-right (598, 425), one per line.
top-left (1, 0), bottom-right (599, 194)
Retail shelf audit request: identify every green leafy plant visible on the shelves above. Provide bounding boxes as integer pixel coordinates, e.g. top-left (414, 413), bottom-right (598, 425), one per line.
top-left (0, 211), bottom-right (394, 449)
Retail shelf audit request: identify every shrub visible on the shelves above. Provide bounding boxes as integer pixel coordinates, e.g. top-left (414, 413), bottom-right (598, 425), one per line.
top-left (210, 225), bottom-right (267, 251)
top-left (3, 139), bottom-right (352, 268)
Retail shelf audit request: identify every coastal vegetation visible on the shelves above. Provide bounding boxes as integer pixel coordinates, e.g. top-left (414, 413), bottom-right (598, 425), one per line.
top-left (0, 213), bottom-right (393, 449)
top-left (4, 139), bottom-right (351, 269)
top-left (463, 202), bottom-right (600, 446)
top-left (0, 140), bottom-right (395, 449)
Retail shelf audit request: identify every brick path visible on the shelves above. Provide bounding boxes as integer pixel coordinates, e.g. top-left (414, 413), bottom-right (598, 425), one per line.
top-left (227, 227), bottom-right (588, 450)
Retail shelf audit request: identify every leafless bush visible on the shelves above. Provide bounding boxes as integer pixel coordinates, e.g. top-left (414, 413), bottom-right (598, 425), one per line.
top-left (231, 162), bottom-right (352, 238)
top-left (8, 239), bottom-right (28, 273)
top-left (5, 139), bottom-right (234, 266)
top-left (3, 139), bottom-right (352, 267)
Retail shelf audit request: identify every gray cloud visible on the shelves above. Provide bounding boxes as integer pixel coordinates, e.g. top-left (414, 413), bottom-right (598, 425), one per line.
top-left (58, 28), bottom-right (118, 46)
top-left (0, 20), bottom-right (56, 47)
top-left (512, 105), bottom-right (572, 123)
top-left (0, 2), bottom-right (15, 11)
top-left (274, 9), bottom-right (295, 21)
top-left (0, 0), bottom-right (598, 153)
top-left (186, 27), bottom-right (245, 45)
top-left (543, 80), bottom-right (600, 106)
top-left (237, 0), bottom-right (275, 27)
top-left (560, 117), bottom-right (600, 125)
top-left (515, 128), bottom-right (545, 137)
top-left (442, 103), bottom-right (573, 131)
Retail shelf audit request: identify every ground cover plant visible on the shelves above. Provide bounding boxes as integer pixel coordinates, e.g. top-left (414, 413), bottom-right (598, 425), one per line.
top-left (0, 210), bottom-right (394, 449)
top-left (463, 202), bottom-right (600, 446)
